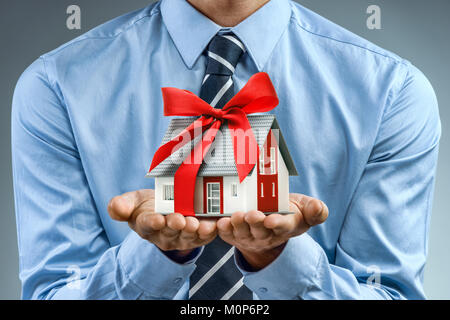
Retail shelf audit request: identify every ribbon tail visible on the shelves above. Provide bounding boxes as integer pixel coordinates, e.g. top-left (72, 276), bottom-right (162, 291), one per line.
top-left (227, 109), bottom-right (259, 183)
top-left (174, 121), bottom-right (222, 215)
top-left (148, 116), bottom-right (212, 173)
top-left (234, 140), bottom-right (259, 183)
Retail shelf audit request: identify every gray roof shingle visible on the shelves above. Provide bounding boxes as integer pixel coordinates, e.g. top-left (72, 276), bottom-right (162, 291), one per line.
top-left (147, 114), bottom-right (298, 177)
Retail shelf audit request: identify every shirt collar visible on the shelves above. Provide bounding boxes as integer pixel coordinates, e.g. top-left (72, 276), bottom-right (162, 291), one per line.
top-left (161, 0), bottom-right (292, 71)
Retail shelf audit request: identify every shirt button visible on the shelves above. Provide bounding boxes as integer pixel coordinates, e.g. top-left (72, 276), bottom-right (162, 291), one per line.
top-left (174, 277), bottom-right (183, 284)
top-left (259, 287), bottom-right (268, 293)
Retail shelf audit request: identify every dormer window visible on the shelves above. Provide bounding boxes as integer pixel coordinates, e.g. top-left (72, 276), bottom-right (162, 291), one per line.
top-left (259, 147), bottom-right (265, 174)
top-left (270, 147), bottom-right (276, 174)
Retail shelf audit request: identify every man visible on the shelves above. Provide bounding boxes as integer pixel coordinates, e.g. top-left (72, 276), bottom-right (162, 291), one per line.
top-left (12, 0), bottom-right (440, 300)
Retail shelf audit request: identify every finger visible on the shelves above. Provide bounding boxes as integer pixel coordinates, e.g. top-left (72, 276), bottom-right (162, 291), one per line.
top-left (264, 212), bottom-right (306, 236)
top-left (179, 217), bottom-right (200, 241)
top-left (301, 199), bottom-right (329, 226)
top-left (245, 211), bottom-right (272, 240)
top-left (166, 213), bottom-right (186, 231)
top-left (198, 218), bottom-right (217, 240)
top-left (290, 193), bottom-right (329, 226)
top-left (231, 212), bottom-right (252, 239)
top-left (289, 193), bottom-right (315, 212)
top-left (140, 213), bottom-right (166, 232)
top-left (136, 212), bottom-right (166, 236)
top-left (107, 189), bottom-right (154, 221)
top-left (289, 194), bottom-right (328, 225)
top-left (159, 213), bottom-right (186, 239)
top-left (217, 217), bottom-right (233, 237)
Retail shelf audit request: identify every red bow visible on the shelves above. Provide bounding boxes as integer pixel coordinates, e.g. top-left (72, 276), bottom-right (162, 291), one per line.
top-left (148, 72), bottom-right (279, 216)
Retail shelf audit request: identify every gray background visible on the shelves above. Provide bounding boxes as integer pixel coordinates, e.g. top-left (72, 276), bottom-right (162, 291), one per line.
top-left (0, 0), bottom-right (448, 299)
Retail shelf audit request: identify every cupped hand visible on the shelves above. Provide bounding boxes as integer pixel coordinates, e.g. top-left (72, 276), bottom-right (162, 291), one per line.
top-left (107, 189), bottom-right (217, 256)
top-left (216, 193), bottom-right (329, 270)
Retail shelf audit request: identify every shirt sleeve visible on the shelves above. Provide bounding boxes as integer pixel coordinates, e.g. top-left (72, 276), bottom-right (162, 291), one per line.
top-left (12, 58), bottom-right (200, 300)
top-left (235, 62), bottom-right (441, 300)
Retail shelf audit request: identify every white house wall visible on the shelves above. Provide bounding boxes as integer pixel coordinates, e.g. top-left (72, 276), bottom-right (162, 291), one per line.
top-left (154, 162), bottom-right (284, 215)
top-left (155, 176), bottom-right (174, 214)
top-left (223, 169), bottom-right (257, 214)
top-left (155, 176), bottom-right (203, 214)
top-left (223, 176), bottom-right (242, 213)
top-left (246, 169), bottom-right (258, 212)
top-left (277, 148), bottom-right (290, 212)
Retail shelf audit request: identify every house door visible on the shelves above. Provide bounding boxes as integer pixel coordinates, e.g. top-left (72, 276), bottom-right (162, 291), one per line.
top-left (203, 177), bottom-right (223, 214)
top-left (257, 141), bottom-right (279, 213)
top-left (258, 178), bottom-right (278, 213)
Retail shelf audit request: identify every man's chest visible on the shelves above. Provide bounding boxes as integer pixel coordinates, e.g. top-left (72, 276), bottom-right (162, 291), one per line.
top-left (64, 63), bottom-right (382, 254)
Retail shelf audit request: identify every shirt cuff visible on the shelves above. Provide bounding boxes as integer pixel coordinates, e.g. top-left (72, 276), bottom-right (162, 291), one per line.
top-left (235, 232), bottom-right (323, 299)
top-left (162, 247), bottom-right (203, 264)
top-left (118, 231), bottom-right (202, 299)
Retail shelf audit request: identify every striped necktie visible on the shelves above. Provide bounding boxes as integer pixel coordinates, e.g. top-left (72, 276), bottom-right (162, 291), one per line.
top-left (199, 32), bottom-right (246, 109)
top-left (189, 32), bottom-right (253, 300)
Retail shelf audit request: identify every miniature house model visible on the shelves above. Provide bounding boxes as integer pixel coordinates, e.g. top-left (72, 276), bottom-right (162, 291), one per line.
top-left (147, 114), bottom-right (298, 216)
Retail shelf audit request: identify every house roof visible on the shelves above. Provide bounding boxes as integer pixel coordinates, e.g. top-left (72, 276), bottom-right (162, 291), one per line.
top-left (147, 114), bottom-right (298, 177)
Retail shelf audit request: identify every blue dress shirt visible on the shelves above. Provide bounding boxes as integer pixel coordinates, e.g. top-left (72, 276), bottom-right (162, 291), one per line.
top-left (12, 0), bottom-right (440, 300)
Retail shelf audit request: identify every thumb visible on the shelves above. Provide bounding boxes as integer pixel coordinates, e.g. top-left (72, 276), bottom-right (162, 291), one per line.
top-left (107, 189), bottom-right (154, 222)
top-left (289, 193), bottom-right (329, 227)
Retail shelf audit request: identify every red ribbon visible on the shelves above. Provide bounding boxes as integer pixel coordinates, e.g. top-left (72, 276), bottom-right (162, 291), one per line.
top-left (148, 72), bottom-right (279, 216)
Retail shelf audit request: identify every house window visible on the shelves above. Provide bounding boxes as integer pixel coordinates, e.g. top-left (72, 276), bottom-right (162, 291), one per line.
top-left (259, 147), bottom-right (265, 174)
top-left (207, 183), bottom-right (221, 213)
top-left (272, 182), bottom-right (276, 197)
top-left (261, 183), bottom-right (264, 197)
top-left (231, 183), bottom-right (238, 197)
top-left (270, 147), bottom-right (276, 174)
top-left (163, 185), bottom-right (174, 200)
